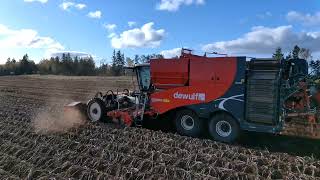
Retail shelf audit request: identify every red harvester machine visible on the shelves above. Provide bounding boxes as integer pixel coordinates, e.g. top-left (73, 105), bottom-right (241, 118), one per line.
top-left (65, 49), bottom-right (320, 142)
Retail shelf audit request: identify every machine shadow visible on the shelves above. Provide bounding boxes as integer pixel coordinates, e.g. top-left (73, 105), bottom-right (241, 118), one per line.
top-left (238, 131), bottom-right (320, 159)
top-left (142, 116), bottom-right (320, 159)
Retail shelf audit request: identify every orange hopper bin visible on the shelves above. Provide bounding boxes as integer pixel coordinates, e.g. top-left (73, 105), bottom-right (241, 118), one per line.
top-left (150, 58), bottom-right (189, 89)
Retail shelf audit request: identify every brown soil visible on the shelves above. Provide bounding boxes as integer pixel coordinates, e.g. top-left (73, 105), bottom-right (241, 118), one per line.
top-left (0, 75), bottom-right (319, 179)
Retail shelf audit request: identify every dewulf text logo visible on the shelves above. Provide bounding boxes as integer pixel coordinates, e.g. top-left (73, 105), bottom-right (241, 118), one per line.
top-left (173, 92), bottom-right (206, 101)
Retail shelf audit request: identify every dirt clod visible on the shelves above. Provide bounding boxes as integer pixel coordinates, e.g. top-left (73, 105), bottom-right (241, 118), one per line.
top-left (0, 75), bottom-right (319, 179)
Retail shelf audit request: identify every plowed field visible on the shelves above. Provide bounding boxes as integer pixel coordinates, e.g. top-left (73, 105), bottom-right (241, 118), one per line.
top-left (0, 75), bottom-right (319, 179)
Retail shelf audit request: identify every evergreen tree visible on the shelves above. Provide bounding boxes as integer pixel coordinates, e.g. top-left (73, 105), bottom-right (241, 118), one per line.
top-left (139, 54), bottom-right (163, 63)
top-left (5, 58), bottom-right (16, 75)
top-left (61, 53), bottom-right (67, 74)
top-left (79, 56), bottom-right (95, 75)
top-left (6, 58), bottom-right (11, 64)
top-left (20, 54), bottom-right (30, 74)
top-left (111, 50), bottom-right (125, 76)
top-left (126, 57), bottom-right (134, 67)
top-left (310, 60), bottom-right (320, 76)
top-left (116, 50), bottom-right (122, 66)
top-left (62, 53), bottom-right (66, 62)
top-left (140, 55), bottom-right (149, 63)
top-left (151, 54), bottom-right (164, 59)
top-left (54, 56), bottom-right (61, 74)
top-left (272, 47), bottom-right (284, 61)
top-left (292, 45), bottom-right (300, 59)
top-left (111, 50), bottom-right (117, 75)
top-left (112, 50), bottom-right (116, 67)
top-left (134, 55), bottom-right (140, 64)
top-left (73, 56), bottom-right (79, 75)
top-left (121, 53), bottom-right (125, 66)
top-left (60, 53), bottom-right (73, 75)
top-left (65, 53), bottom-right (73, 75)
top-left (97, 63), bottom-right (110, 75)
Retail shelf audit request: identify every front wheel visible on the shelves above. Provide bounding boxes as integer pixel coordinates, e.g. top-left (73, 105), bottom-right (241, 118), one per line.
top-left (175, 109), bottom-right (203, 137)
top-left (208, 113), bottom-right (240, 143)
top-left (87, 98), bottom-right (106, 122)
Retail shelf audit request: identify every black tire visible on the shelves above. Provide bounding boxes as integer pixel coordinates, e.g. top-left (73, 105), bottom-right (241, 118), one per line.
top-left (175, 109), bottom-right (203, 137)
top-left (208, 113), bottom-right (240, 143)
top-left (87, 98), bottom-right (106, 122)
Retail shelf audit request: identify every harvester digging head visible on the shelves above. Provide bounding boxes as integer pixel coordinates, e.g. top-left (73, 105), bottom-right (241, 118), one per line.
top-left (63, 64), bottom-right (153, 127)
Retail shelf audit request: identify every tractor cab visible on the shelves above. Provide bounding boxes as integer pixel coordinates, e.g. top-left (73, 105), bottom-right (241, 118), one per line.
top-left (133, 64), bottom-right (151, 92)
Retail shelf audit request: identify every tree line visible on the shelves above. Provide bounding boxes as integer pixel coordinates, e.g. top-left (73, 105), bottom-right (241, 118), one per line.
top-left (1, 46), bottom-right (320, 76)
top-left (272, 45), bottom-right (312, 61)
top-left (0, 50), bottom-right (163, 76)
top-left (272, 45), bottom-right (320, 75)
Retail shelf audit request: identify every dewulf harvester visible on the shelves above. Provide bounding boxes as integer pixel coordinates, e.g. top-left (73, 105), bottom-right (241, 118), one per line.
top-left (65, 49), bottom-right (320, 142)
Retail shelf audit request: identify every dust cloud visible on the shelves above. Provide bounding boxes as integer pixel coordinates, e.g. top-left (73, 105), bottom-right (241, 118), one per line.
top-left (32, 101), bottom-right (87, 134)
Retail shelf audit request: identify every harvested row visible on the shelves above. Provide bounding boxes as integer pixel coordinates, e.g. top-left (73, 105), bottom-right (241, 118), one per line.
top-left (0, 117), bottom-right (260, 179)
top-left (1, 76), bottom-right (320, 179)
top-left (1, 104), bottom-right (320, 179)
top-left (0, 121), bottom-right (227, 179)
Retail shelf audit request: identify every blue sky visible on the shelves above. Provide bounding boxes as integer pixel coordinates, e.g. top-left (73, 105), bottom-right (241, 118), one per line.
top-left (0, 0), bottom-right (319, 64)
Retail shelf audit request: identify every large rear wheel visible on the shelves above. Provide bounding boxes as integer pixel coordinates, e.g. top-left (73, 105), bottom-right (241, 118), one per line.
top-left (87, 98), bottom-right (106, 122)
top-left (208, 113), bottom-right (240, 143)
top-left (175, 109), bottom-right (203, 137)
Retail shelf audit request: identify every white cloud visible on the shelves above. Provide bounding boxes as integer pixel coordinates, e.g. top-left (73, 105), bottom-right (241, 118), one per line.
top-left (157, 0), bottom-right (205, 12)
top-left (202, 25), bottom-right (320, 55)
top-left (75, 3), bottom-right (86, 10)
top-left (24, 0), bottom-right (48, 3)
top-left (0, 24), bottom-right (63, 50)
top-left (0, 24), bottom-right (64, 62)
top-left (60, 2), bottom-right (74, 10)
top-left (48, 51), bottom-right (92, 59)
top-left (110, 22), bottom-right (165, 49)
top-left (287, 11), bottom-right (320, 26)
top-left (257, 11), bottom-right (272, 19)
top-left (128, 21), bottom-right (136, 27)
top-left (108, 33), bottom-right (116, 38)
top-left (87, 11), bottom-right (102, 19)
top-left (60, 1), bottom-right (86, 11)
top-left (160, 48), bottom-right (182, 58)
top-left (103, 23), bottom-right (117, 31)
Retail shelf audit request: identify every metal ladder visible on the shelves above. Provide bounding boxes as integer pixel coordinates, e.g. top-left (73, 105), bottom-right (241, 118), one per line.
top-left (134, 92), bottom-right (148, 127)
